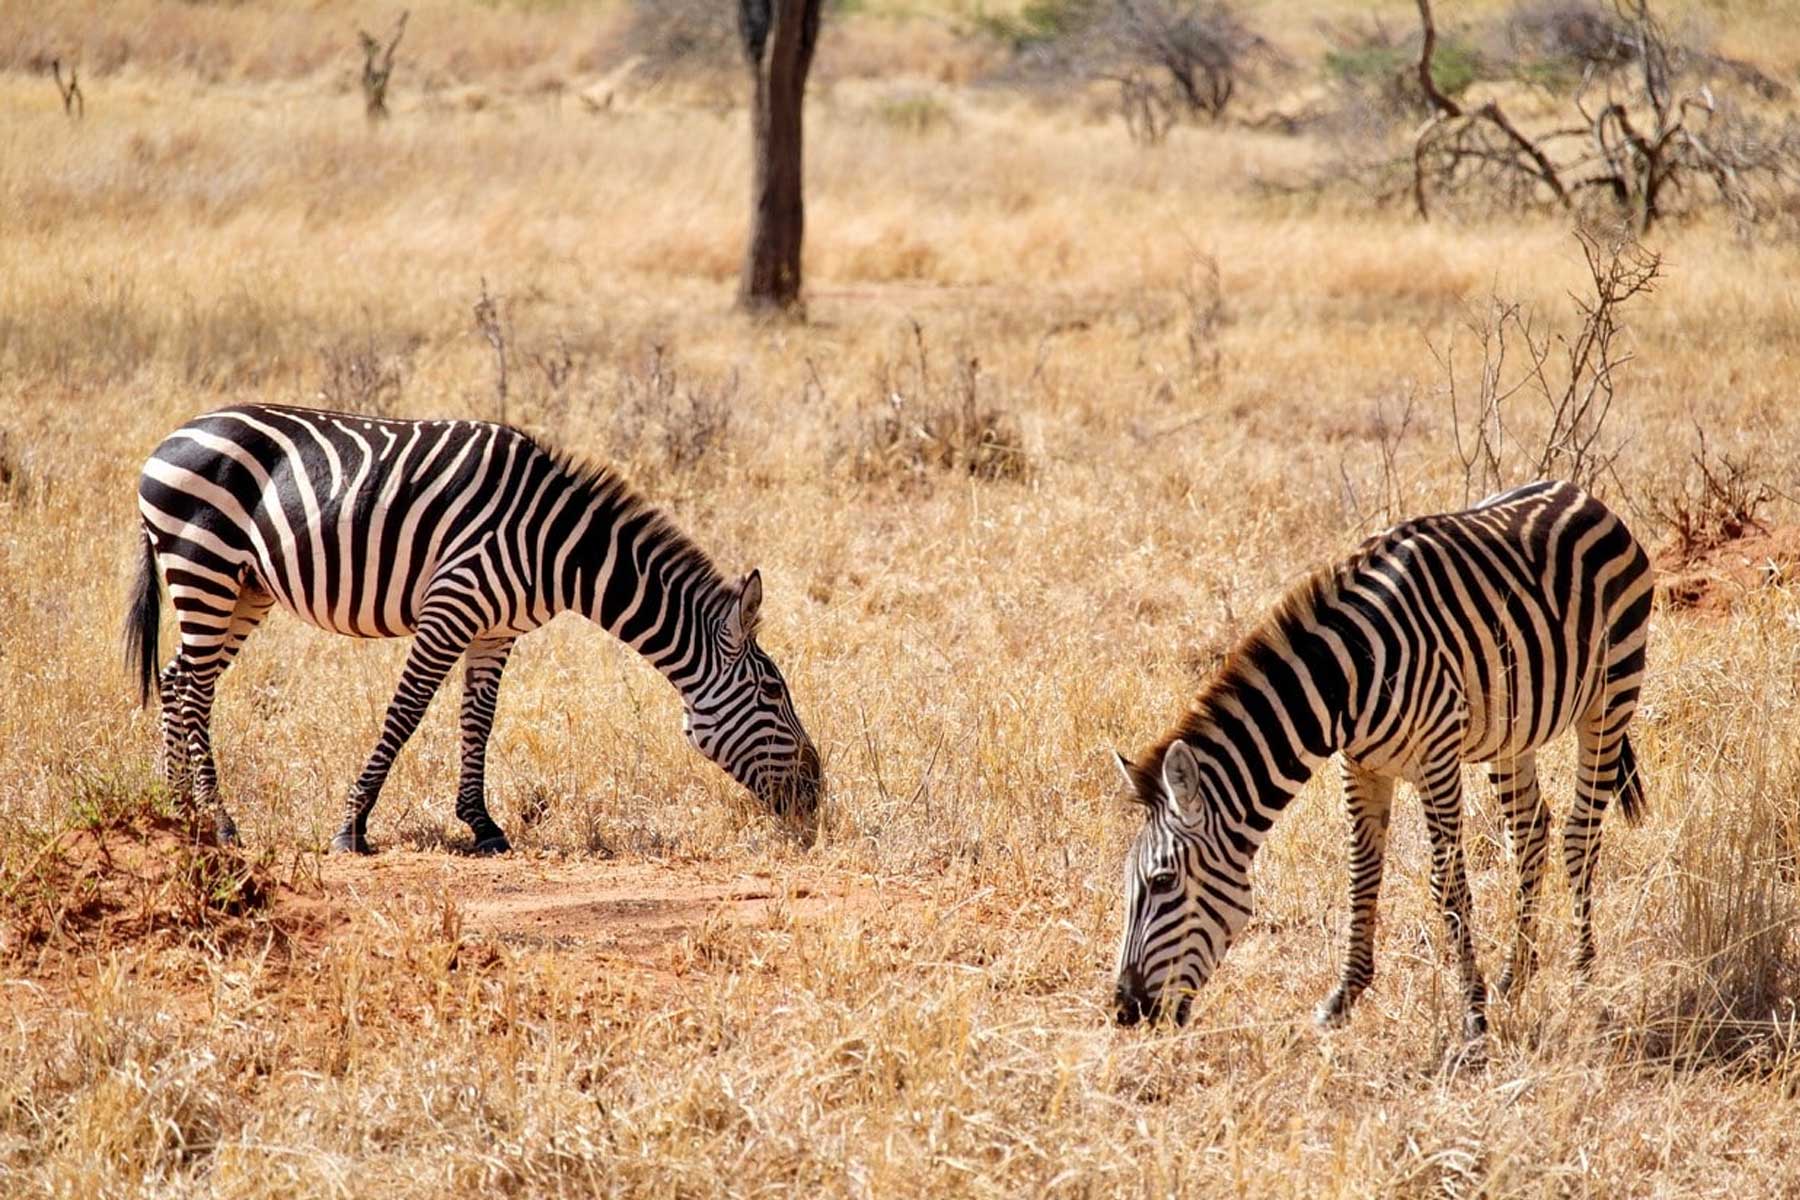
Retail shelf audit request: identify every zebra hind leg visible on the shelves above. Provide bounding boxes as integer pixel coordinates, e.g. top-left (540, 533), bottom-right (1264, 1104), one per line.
top-left (1316, 765), bottom-right (1394, 1030)
top-left (157, 660), bottom-right (189, 794)
top-left (332, 612), bottom-right (472, 854)
top-left (455, 636), bottom-right (517, 856)
top-left (1491, 754), bottom-right (1550, 997)
top-left (1416, 757), bottom-right (1488, 1042)
top-left (182, 588), bottom-right (274, 845)
top-left (1564, 715), bottom-right (1631, 975)
top-left (168, 588), bottom-right (274, 846)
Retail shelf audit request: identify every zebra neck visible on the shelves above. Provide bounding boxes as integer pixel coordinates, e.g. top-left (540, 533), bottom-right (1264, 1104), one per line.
top-left (563, 497), bottom-right (730, 699)
top-left (1181, 714), bottom-right (1333, 859)
top-left (1174, 589), bottom-right (1365, 853)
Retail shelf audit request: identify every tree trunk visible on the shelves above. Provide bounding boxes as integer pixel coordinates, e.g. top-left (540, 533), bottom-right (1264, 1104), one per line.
top-left (738, 0), bottom-right (821, 314)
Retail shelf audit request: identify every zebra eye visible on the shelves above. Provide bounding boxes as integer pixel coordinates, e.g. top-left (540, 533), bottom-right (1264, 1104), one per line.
top-left (1150, 869), bottom-right (1179, 890)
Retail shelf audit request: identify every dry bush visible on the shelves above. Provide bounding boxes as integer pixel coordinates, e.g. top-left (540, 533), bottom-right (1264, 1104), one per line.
top-left (866, 88), bottom-right (958, 136)
top-left (1506, 0), bottom-right (1638, 78)
top-left (616, 0), bottom-right (740, 85)
top-left (1645, 431), bottom-right (1776, 560)
top-left (315, 324), bottom-right (412, 416)
top-left (844, 322), bottom-right (1032, 488)
top-left (1433, 230), bottom-right (1659, 504)
top-left (609, 345), bottom-right (737, 484)
top-left (1410, 0), bottom-right (1800, 231)
top-left (995, 0), bottom-right (1275, 143)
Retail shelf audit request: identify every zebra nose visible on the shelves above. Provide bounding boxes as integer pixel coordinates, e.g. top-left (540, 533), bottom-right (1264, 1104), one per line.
top-left (797, 741), bottom-right (822, 792)
top-left (1115, 968), bottom-right (1148, 1027)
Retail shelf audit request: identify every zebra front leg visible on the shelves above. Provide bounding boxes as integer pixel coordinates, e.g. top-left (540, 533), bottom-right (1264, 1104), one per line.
top-left (331, 616), bottom-right (471, 854)
top-left (1316, 765), bottom-right (1394, 1029)
top-left (455, 636), bottom-right (516, 856)
top-left (1491, 754), bottom-right (1549, 997)
top-left (1417, 758), bottom-right (1488, 1041)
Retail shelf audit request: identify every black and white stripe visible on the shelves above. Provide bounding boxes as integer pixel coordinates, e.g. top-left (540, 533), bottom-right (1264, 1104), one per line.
top-left (125, 404), bottom-right (821, 853)
top-left (1113, 481), bottom-right (1652, 1037)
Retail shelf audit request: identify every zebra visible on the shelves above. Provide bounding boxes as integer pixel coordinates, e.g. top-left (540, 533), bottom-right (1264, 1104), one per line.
top-left (125, 403), bottom-right (822, 855)
top-left (1111, 481), bottom-right (1652, 1040)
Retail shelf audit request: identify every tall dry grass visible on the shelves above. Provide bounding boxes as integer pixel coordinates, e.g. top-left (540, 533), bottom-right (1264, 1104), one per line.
top-left (3, 0), bottom-right (1800, 1195)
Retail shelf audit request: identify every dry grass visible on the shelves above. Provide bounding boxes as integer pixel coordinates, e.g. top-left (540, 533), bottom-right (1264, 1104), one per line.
top-left (4, 0), bottom-right (1800, 1195)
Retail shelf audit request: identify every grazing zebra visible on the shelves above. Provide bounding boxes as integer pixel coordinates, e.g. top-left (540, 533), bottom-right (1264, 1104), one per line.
top-left (1112, 481), bottom-right (1651, 1039)
top-left (125, 404), bottom-right (821, 855)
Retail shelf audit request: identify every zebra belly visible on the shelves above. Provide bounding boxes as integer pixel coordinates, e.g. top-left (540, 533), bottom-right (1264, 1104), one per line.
top-left (1457, 625), bottom-right (1603, 763)
top-left (244, 505), bottom-right (427, 639)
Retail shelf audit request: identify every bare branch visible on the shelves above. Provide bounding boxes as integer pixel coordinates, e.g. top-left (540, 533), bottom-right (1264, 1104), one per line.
top-left (359, 10), bottom-right (409, 123)
top-left (51, 58), bottom-right (84, 120)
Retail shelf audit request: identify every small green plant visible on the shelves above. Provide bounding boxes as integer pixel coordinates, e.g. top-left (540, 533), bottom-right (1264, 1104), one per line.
top-left (871, 90), bottom-right (956, 135)
top-left (1324, 30), bottom-right (1484, 112)
top-left (67, 768), bottom-right (171, 831)
top-left (972, 0), bottom-right (1097, 49)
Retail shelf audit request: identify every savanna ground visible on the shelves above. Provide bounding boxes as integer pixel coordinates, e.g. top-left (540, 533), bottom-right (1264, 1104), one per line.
top-left (4, 0), bottom-right (1800, 1195)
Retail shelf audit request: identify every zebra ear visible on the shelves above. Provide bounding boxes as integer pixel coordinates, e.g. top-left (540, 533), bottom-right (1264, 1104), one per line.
top-left (1113, 751), bottom-right (1154, 807)
top-left (726, 569), bottom-right (763, 646)
top-left (1161, 739), bottom-right (1202, 814)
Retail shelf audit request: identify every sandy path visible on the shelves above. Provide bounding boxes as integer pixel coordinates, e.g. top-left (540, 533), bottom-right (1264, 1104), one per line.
top-left (319, 852), bottom-right (914, 963)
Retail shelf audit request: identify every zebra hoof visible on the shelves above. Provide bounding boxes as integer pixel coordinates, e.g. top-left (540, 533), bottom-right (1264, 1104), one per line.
top-left (1315, 989), bottom-right (1356, 1031)
top-left (214, 818), bottom-right (240, 848)
top-left (329, 827), bottom-right (375, 855)
top-left (472, 833), bottom-right (512, 857)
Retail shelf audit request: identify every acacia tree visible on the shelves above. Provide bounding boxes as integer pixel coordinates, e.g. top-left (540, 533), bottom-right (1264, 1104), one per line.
top-left (737, 0), bottom-right (822, 313)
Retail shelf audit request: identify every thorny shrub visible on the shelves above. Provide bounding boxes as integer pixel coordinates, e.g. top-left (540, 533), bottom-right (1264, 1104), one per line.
top-left (1433, 231), bottom-right (1659, 505)
top-left (610, 345), bottom-right (737, 484)
top-left (845, 322), bottom-right (1032, 489)
top-left (989, 0), bottom-right (1275, 143)
top-left (315, 326), bottom-right (411, 417)
top-left (1645, 431), bottom-right (1778, 561)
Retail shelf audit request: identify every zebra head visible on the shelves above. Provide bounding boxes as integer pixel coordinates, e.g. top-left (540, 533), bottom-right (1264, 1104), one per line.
top-left (1112, 738), bottom-right (1253, 1028)
top-left (682, 570), bottom-right (822, 836)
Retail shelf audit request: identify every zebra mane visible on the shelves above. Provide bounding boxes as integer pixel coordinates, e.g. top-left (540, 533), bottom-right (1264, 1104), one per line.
top-left (1129, 554), bottom-right (1355, 799)
top-left (534, 438), bottom-right (732, 597)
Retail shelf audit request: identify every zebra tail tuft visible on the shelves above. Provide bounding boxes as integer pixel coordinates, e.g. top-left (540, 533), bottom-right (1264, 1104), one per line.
top-left (1615, 732), bottom-right (1646, 826)
top-left (124, 531), bottom-right (160, 708)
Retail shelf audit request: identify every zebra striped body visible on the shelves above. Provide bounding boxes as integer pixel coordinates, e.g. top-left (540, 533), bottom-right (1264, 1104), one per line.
top-left (127, 404), bottom-right (820, 853)
top-left (1113, 481), bottom-right (1652, 1038)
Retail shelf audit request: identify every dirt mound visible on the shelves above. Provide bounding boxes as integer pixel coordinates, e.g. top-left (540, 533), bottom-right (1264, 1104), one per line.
top-left (1656, 525), bottom-right (1800, 616)
top-left (0, 810), bottom-right (328, 967)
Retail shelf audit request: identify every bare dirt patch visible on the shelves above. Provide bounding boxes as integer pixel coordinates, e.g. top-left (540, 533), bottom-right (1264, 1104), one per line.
top-left (2, 812), bottom-right (916, 994)
top-left (1656, 525), bottom-right (1800, 616)
top-left (321, 851), bottom-right (915, 969)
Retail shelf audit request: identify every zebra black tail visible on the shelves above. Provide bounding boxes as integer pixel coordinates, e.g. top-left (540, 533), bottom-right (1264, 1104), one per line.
top-left (1615, 732), bottom-right (1645, 826)
top-left (124, 532), bottom-right (160, 708)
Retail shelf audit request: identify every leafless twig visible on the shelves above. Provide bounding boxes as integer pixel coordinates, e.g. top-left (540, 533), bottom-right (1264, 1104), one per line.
top-left (359, 10), bottom-right (408, 122)
top-left (51, 59), bottom-right (84, 120)
top-left (472, 278), bottom-right (509, 425)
